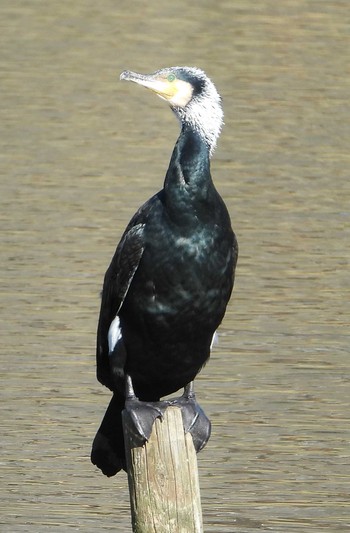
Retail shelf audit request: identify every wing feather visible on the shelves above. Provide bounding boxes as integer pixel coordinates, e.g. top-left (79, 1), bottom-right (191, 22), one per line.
top-left (96, 223), bottom-right (145, 387)
top-left (95, 191), bottom-right (163, 388)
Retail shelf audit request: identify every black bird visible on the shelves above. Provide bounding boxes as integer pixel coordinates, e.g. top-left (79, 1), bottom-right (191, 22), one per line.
top-left (91, 67), bottom-right (238, 476)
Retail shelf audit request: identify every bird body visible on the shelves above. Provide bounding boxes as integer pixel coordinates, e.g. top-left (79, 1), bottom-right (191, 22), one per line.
top-left (92, 67), bottom-right (238, 476)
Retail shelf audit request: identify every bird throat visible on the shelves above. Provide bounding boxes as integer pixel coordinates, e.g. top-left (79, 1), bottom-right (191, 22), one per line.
top-left (163, 126), bottom-right (213, 225)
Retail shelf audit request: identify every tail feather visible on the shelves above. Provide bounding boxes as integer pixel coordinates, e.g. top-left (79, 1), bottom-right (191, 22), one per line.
top-left (91, 392), bottom-right (126, 476)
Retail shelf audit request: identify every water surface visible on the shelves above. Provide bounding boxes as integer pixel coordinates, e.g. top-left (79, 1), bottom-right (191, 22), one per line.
top-left (1, 1), bottom-right (349, 531)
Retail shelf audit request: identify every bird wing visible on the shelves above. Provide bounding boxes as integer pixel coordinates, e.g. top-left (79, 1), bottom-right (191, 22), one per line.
top-left (96, 192), bottom-right (162, 388)
top-left (107, 222), bottom-right (146, 314)
top-left (96, 221), bottom-right (145, 359)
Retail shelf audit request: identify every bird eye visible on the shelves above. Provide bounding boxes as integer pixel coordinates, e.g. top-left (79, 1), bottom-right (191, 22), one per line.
top-left (167, 74), bottom-right (176, 82)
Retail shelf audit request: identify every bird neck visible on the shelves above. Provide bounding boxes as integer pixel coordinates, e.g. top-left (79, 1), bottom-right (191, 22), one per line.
top-left (163, 125), bottom-right (215, 224)
top-left (173, 87), bottom-right (223, 157)
top-left (165, 125), bottom-right (211, 187)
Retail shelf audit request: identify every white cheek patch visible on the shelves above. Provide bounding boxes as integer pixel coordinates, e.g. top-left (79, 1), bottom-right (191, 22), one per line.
top-left (108, 316), bottom-right (122, 354)
top-left (169, 80), bottom-right (193, 107)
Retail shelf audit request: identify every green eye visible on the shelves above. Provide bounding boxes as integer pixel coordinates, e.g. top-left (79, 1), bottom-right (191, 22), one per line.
top-left (167, 74), bottom-right (176, 82)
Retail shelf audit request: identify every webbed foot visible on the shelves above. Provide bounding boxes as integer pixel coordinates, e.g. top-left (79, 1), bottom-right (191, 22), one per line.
top-left (168, 381), bottom-right (211, 452)
top-left (123, 376), bottom-right (211, 453)
top-left (123, 374), bottom-right (168, 445)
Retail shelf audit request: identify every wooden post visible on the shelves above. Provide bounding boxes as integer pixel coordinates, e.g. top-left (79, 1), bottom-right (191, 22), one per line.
top-left (123, 406), bottom-right (203, 533)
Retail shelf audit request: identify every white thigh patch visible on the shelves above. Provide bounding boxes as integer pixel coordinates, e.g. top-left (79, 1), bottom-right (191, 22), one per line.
top-left (210, 331), bottom-right (218, 349)
top-left (108, 316), bottom-right (122, 354)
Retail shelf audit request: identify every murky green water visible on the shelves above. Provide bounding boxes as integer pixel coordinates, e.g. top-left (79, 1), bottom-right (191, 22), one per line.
top-left (1, 1), bottom-right (349, 531)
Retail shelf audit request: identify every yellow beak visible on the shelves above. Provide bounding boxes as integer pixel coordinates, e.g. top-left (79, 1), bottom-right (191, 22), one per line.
top-left (120, 70), bottom-right (176, 101)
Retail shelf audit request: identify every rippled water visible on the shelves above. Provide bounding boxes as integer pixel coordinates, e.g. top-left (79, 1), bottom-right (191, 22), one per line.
top-left (1, 1), bottom-right (349, 531)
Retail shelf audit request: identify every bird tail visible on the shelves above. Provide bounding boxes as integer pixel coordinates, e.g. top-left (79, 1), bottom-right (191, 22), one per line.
top-left (91, 392), bottom-right (126, 476)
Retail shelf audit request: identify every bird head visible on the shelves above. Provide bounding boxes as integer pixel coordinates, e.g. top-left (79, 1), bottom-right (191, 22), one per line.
top-left (120, 67), bottom-right (223, 156)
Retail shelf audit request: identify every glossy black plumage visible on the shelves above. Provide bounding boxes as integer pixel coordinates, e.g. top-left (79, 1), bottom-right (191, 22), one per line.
top-left (91, 67), bottom-right (238, 476)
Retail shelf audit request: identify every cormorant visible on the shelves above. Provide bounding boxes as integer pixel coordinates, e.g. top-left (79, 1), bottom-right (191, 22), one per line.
top-left (91, 67), bottom-right (238, 476)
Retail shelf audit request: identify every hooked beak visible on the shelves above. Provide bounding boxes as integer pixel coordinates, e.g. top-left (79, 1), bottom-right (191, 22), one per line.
top-left (120, 70), bottom-right (176, 101)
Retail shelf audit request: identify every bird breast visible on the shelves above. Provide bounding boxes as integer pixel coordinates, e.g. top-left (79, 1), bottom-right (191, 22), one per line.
top-left (174, 234), bottom-right (209, 260)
